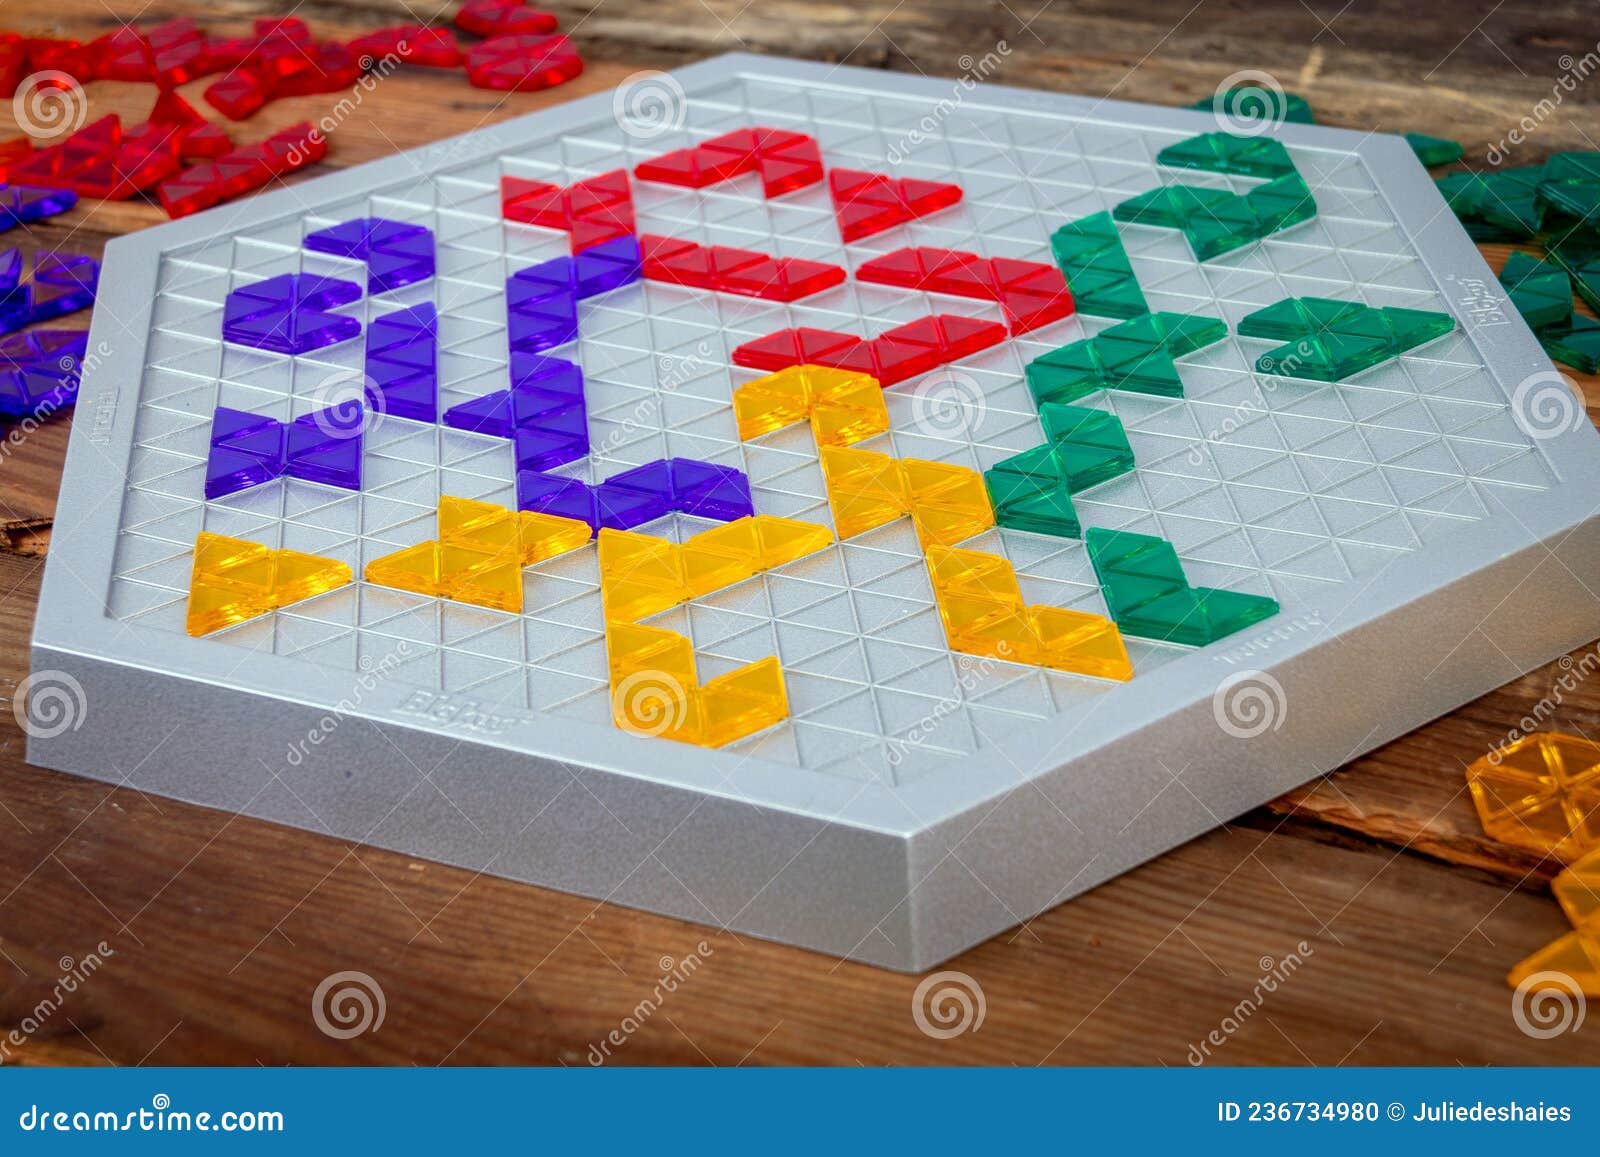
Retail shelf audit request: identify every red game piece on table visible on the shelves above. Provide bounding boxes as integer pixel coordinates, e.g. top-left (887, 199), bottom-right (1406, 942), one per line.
top-left (455, 0), bottom-right (558, 37)
top-left (502, 170), bottom-right (634, 251)
top-left (640, 234), bottom-right (844, 302)
top-left (732, 314), bottom-right (1006, 385)
top-left (827, 169), bottom-right (963, 241)
top-left (349, 25), bottom-right (462, 68)
top-left (149, 90), bottom-right (205, 128)
top-left (634, 127), bottom-right (824, 197)
top-left (178, 123), bottom-right (233, 161)
top-left (148, 18), bottom-right (213, 87)
top-left (0, 35), bottom-right (25, 97)
top-left (23, 37), bottom-right (101, 79)
top-left (856, 247), bottom-right (1074, 334)
top-left (204, 70), bottom-right (275, 121)
top-left (0, 136), bottom-right (32, 180)
top-left (275, 42), bottom-right (364, 97)
top-left (157, 122), bottom-right (325, 219)
top-left (96, 27), bottom-right (156, 82)
top-left (464, 34), bottom-right (581, 91)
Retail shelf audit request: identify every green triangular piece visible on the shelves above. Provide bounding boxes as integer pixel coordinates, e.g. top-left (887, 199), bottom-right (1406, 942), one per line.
top-left (984, 465), bottom-right (1081, 538)
top-left (1158, 132), bottom-right (1295, 178)
top-left (1539, 313), bottom-right (1600, 374)
top-left (1050, 213), bottom-right (1150, 320)
top-left (1114, 184), bottom-right (1233, 229)
top-left (1238, 296), bottom-right (1366, 340)
top-left (1037, 405), bottom-right (1135, 490)
top-left (1405, 132), bottom-right (1463, 167)
top-left (1499, 251), bottom-right (1575, 330)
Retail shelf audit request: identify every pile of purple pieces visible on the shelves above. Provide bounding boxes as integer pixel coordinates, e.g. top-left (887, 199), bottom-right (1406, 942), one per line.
top-left (0, 329), bottom-right (87, 421)
top-left (1, 249), bottom-right (100, 335)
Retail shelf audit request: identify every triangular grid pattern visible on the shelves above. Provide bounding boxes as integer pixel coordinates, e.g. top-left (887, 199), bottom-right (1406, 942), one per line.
top-left (105, 75), bottom-right (1555, 786)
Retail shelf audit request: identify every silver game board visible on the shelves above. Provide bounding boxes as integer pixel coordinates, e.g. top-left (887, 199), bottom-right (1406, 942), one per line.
top-left (29, 54), bottom-right (1600, 970)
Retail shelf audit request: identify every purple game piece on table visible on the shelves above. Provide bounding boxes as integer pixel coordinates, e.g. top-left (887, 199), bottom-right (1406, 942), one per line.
top-left (222, 273), bottom-right (363, 355)
top-left (572, 235), bottom-right (642, 296)
top-left (515, 470), bottom-right (598, 525)
top-left (0, 185), bottom-right (78, 231)
top-left (205, 404), bottom-right (365, 498)
top-left (27, 253), bottom-right (99, 323)
top-left (671, 459), bottom-right (755, 520)
top-left (305, 217), bottom-right (435, 295)
top-left (514, 457), bottom-right (755, 533)
top-left (364, 303), bottom-right (437, 422)
top-left (443, 351), bottom-right (589, 470)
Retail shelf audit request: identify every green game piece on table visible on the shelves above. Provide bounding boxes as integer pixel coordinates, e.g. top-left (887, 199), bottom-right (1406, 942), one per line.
top-left (1542, 152), bottom-right (1600, 189)
top-left (1188, 87), bottom-right (1315, 126)
top-left (1405, 133), bottom-right (1464, 167)
top-left (1546, 235), bottom-right (1600, 314)
top-left (984, 454), bottom-right (1082, 537)
top-left (1116, 172), bottom-right (1317, 261)
top-left (1027, 311), bottom-right (1228, 405)
top-left (1037, 404), bottom-right (1136, 490)
top-left (1158, 132), bottom-right (1297, 178)
top-left (1540, 182), bottom-right (1600, 230)
top-left (1499, 251), bottom-right (1575, 331)
top-left (1114, 184), bottom-right (1234, 229)
top-left (1435, 167), bottom-right (1546, 239)
top-left (1086, 527), bottom-right (1279, 646)
top-left (1539, 314), bottom-right (1600, 375)
top-left (1241, 297), bottom-right (1455, 381)
top-left (1049, 213), bottom-right (1149, 320)
top-left (1237, 296), bottom-right (1369, 339)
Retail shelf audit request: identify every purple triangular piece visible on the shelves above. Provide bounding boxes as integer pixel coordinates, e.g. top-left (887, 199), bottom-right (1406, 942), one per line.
top-left (285, 407), bottom-right (363, 489)
top-left (443, 390), bottom-right (514, 437)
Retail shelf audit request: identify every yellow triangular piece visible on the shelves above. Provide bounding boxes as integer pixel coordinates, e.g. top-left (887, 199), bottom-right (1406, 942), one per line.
top-left (1507, 930), bottom-right (1600, 996)
top-left (187, 533), bottom-right (350, 636)
top-left (365, 541), bottom-right (447, 596)
top-left (1030, 606), bottom-right (1133, 681)
top-left (752, 516), bottom-right (832, 568)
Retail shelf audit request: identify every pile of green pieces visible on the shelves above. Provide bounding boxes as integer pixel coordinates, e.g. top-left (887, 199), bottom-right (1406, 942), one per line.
top-left (984, 404), bottom-right (1135, 539)
top-left (1239, 297), bottom-right (1456, 381)
top-left (1116, 131), bottom-right (1316, 260)
top-left (1500, 251), bottom-right (1600, 373)
top-left (1086, 528), bottom-right (1279, 647)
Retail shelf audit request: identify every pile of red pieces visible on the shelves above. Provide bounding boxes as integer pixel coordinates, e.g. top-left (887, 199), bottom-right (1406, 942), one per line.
top-left (0, 7), bottom-right (582, 105)
top-left (4, 95), bottom-right (228, 200)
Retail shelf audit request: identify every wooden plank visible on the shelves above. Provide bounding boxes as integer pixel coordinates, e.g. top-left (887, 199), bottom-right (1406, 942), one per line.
top-left (1, 0), bottom-right (1598, 1065)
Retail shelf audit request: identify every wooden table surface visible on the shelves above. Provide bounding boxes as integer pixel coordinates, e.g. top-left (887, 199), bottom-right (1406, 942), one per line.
top-left (3, 0), bottom-right (1599, 1066)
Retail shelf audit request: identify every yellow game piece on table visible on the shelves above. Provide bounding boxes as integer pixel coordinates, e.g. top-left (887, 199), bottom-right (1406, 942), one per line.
top-left (924, 545), bottom-right (1131, 681)
top-left (733, 364), bottom-right (887, 447)
top-left (185, 532), bottom-right (351, 636)
top-left (901, 459), bottom-right (995, 548)
top-left (365, 497), bottom-right (591, 612)
top-left (1507, 931), bottom-right (1600, 997)
top-left (606, 621), bottom-right (787, 747)
top-left (598, 516), bottom-right (831, 624)
top-left (1554, 846), bottom-right (1600, 928)
top-left (820, 446), bottom-right (909, 539)
top-left (1465, 732), bottom-right (1600, 862)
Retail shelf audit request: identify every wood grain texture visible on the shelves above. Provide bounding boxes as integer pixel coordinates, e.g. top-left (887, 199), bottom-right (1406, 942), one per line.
top-left (1, 0), bottom-right (1599, 1066)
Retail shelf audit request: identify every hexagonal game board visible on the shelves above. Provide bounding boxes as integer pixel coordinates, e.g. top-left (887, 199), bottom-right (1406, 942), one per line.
top-left (31, 55), bottom-right (1600, 969)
